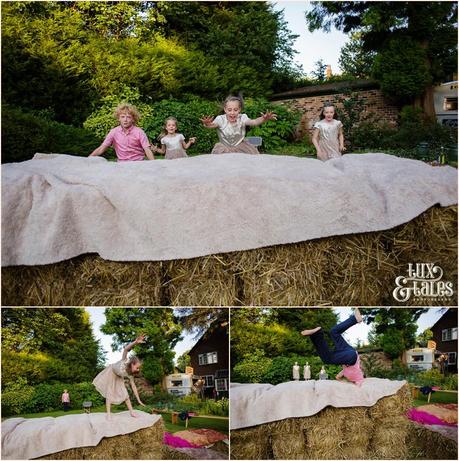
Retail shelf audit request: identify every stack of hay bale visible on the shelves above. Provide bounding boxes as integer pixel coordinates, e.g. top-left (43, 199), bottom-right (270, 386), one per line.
top-left (2, 205), bottom-right (457, 306)
top-left (230, 384), bottom-right (412, 460)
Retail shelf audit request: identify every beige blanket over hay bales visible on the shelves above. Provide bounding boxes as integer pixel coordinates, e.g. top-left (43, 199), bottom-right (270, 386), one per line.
top-left (1, 410), bottom-right (161, 460)
top-left (2, 153), bottom-right (457, 266)
top-left (230, 378), bottom-right (406, 429)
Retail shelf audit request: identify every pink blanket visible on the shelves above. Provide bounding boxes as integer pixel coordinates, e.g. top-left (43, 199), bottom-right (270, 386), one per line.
top-left (407, 408), bottom-right (457, 427)
top-left (164, 432), bottom-right (198, 448)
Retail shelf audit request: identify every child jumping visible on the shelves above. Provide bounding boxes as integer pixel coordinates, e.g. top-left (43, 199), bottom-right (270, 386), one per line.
top-left (155, 117), bottom-right (196, 159)
top-left (92, 334), bottom-right (146, 419)
top-left (312, 102), bottom-right (346, 161)
top-left (301, 308), bottom-right (365, 386)
top-left (200, 95), bottom-right (277, 155)
top-left (89, 103), bottom-right (155, 161)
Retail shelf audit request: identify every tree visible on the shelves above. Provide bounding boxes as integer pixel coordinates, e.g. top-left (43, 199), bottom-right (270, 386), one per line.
top-left (339, 32), bottom-right (375, 78)
top-left (176, 352), bottom-right (191, 373)
top-left (1, 308), bottom-right (104, 387)
top-left (175, 308), bottom-right (229, 337)
top-left (311, 59), bottom-right (327, 82)
top-left (306, 2), bottom-right (458, 114)
top-left (101, 308), bottom-right (181, 384)
top-left (416, 329), bottom-right (433, 347)
top-left (360, 308), bottom-right (428, 358)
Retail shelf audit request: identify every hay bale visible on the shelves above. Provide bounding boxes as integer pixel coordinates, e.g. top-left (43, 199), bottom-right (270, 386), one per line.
top-left (230, 424), bottom-right (272, 460)
top-left (2, 206), bottom-right (456, 306)
top-left (37, 417), bottom-right (164, 460)
top-left (231, 384), bottom-right (412, 460)
top-left (407, 422), bottom-right (458, 460)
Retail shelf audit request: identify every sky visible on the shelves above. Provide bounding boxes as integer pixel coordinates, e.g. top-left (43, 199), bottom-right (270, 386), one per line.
top-left (269, 1), bottom-right (349, 75)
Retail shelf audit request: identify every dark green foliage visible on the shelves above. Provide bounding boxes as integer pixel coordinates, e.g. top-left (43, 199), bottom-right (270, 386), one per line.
top-left (101, 308), bottom-right (181, 385)
top-left (339, 32), bottom-right (375, 79)
top-left (372, 38), bottom-right (432, 101)
top-left (1, 381), bottom-right (105, 416)
top-left (1, 105), bottom-right (101, 163)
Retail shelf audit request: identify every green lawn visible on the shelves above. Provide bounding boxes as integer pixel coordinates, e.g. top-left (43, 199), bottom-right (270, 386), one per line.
top-left (413, 391), bottom-right (458, 407)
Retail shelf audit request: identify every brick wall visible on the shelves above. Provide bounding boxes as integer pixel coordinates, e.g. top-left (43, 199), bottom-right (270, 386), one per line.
top-left (272, 88), bottom-right (400, 139)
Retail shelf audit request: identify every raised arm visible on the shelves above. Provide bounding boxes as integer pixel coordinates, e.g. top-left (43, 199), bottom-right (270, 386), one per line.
top-left (200, 116), bottom-right (219, 129)
top-left (182, 137), bottom-right (196, 150)
top-left (244, 111), bottom-right (277, 127)
top-left (122, 334), bottom-right (145, 360)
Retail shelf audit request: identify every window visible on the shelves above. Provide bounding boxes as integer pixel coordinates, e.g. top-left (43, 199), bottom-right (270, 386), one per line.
top-left (198, 351), bottom-right (218, 365)
top-left (443, 97), bottom-right (458, 111)
top-left (203, 375), bottom-right (214, 388)
top-left (215, 378), bottom-right (228, 392)
top-left (412, 355), bottom-right (424, 362)
top-left (442, 328), bottom-right (458, 341)
top-left (448, 352), bottom-right (456, 365)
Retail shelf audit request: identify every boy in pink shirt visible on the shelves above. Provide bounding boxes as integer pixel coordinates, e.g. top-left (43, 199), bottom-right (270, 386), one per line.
top-left (301, 308), bottom-right (365, 386)
top-left (89, 103), bottom-right (155, 161)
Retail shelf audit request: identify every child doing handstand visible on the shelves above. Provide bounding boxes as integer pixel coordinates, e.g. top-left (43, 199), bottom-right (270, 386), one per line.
top-left (301, 308), bottom-right (365, 386)
top-left (92, 334), bottom-right (146, 419)
top-left (200, 95), bottom-right (277, 155)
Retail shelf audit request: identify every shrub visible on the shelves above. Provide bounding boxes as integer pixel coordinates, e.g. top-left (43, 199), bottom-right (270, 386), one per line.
top-left (232, 349), bottom-right (273, 384)
top-left (2, 105), bottom-right (101, 163)
top-left (200, 397), bottom-right (229, 416)
top-left (443, 374), bottom-right (458, 391)
top-left (1, 378), bottom-right (34, 416)
top-left (415, 368), bottom-right (447, 388)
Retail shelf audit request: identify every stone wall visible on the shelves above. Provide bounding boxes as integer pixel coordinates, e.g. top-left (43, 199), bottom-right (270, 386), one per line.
top-left (271, 82), bottom-right (400, 140)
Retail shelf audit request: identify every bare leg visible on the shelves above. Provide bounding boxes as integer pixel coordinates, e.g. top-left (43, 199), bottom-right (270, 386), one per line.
top-left (125, 398), bottom-right (138, 417)
top-left (106, 399), bottom-right (112, 420)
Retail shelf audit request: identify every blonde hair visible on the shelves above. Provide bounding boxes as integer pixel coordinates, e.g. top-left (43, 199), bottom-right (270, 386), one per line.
top-left (126, 356), bottom-right (142, 375)
top-left (158, 116), bottom-right (178, 140)
top-left (114, 103), bottom-right (141, 124)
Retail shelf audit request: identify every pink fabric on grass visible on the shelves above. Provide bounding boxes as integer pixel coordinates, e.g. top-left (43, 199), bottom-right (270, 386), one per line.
top-left (407, 408), bottom-right (457, 427)
top-left (163, 432), bottom-right (199, 448)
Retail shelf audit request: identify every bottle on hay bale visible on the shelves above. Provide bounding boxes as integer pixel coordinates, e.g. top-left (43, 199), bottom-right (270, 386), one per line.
top-left (319, 366), bottom-right (328, 380)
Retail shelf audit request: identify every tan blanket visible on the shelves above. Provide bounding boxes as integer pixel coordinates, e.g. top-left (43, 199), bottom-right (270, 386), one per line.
top-left (2, 153), bottom-right (457, 266)
top-left (230, 377), bottom-right (406, 429)
top-left (1, 410), bottom-right (161, 459)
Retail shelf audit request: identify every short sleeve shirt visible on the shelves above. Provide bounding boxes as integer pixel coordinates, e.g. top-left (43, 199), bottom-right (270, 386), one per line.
top-left (213, 114), bottom-right (250, 147)
top-left (161, 134), bottom-right (185, 150)
top-left (101, 125), bottom-right (150, 161)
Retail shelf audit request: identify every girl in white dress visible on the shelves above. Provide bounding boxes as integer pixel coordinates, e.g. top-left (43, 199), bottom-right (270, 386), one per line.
top-left (200, 95), bottom-right (277, 154)
top-left (92, 334), bottom-right (146, 420)
top-left (154, 117), bottom-right (196, 159)
top-left (312, 103), bottom-right (346, 161)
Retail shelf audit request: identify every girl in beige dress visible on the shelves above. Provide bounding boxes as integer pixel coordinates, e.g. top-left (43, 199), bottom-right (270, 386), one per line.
top-left (92, 334), bottom-right (146, 419)
top-left (200, 95), bottom-right (277, 154)
top-left (312, 103), bottom-right (346, 161)
top-left (154, 117), bottom-right (196, 159)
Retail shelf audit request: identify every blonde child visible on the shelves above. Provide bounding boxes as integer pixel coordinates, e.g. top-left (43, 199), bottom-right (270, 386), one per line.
top-left (312, 103), bottom-right (346, 161)
top-left (200, 95), bottom-right (277, 154)
top-left (92, 334), bottom-right (146, 420)
top-left (154, 117), bottom-right (196, 159)
top-left (301, 308), bottom-right (365, 386)
top-left (89, 103), bottom-right (155, 161)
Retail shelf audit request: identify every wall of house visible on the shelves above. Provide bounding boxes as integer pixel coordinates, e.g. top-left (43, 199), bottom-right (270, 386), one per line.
top-left (272, 88), bottom-right (400, 139)
top-left (431, 308), bottom-right (458, 372)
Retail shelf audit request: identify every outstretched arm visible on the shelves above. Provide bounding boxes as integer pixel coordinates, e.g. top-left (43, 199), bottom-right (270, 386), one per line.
top-left (130, 379), bottom-right (145, 406)
top-left (200, 116), bottom-right (218, 129)
top-left (245, 111), bottom-right (277, 127)
top-left (335, 370), bottom-right (344, 381)
top-left (122, 334), bottom-right (146, 360)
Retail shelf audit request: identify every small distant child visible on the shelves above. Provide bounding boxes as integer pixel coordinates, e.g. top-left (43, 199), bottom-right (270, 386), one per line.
top-left (155, 117), bottom-right (196, 159)
top-left (301, 308), bottom-right (365, 386)
top-left (61, 389), bottom-right (70, 412)
top-left (89, 103), bottom-right (155, 161)
top-left (312, 103), bottom-right (346, 161)
top-left (92, 334), bottom-right (146, 420)
top-left (200, 95), bottom-right (277, 155)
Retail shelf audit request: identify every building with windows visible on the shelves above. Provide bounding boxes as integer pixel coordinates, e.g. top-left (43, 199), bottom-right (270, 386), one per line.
top-left (430, 308), bottom-right (458, 373)
top-left (188, 321), bottom-right (229, 398)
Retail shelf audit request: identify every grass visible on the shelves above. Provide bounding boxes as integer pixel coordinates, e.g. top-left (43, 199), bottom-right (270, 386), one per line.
top-left (413, 390), bottom-right (458, 407)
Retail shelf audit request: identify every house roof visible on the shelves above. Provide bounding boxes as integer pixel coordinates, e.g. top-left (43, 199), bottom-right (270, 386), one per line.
top-left (429, 308), bottom-right (456, 330)
top-left (188, 321), bottom-right (227, 355)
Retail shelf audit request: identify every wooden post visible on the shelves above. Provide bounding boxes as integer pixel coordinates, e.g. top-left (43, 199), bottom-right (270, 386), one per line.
top-left (427, 392), bottom-right (432, 403)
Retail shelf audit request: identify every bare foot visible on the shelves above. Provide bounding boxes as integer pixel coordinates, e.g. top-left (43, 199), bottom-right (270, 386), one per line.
top-left (301, 326), bottom-right (321, 336)
top-left (130, 411), bottom-right (138, 418)
top-left (354, 308), bottom-right (363, 323)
